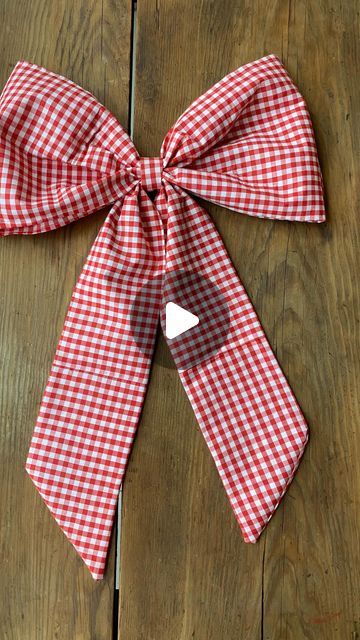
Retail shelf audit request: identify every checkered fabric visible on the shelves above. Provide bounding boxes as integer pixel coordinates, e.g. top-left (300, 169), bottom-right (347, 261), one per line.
top-left (0, 54), bottom-right (325, 579)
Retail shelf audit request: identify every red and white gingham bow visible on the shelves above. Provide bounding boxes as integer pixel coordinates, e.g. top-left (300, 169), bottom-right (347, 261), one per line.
top-left (0, 54), bottom-right (325, 579)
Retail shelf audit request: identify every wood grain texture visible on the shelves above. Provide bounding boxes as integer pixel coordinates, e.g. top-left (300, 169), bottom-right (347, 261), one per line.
top-left (118, 1), bottom-right (360, 639)
top-left (0, 1), bottom-right (132, 638)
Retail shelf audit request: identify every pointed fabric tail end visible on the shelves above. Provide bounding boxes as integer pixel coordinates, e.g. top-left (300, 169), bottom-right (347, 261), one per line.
top-left (24, 361), bottom-right (153, 581)
top-left (180, 337), bottom-right (309, 544)
top-left (25, 453), bottom-right (111, 580)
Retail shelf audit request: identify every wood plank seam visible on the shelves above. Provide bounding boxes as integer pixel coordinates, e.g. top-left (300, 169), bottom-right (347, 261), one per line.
top-left (115, 3), bottom-right (138, 639)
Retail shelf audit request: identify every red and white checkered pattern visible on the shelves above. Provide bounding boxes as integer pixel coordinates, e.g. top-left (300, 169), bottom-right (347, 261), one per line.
top-left (0, 54), bottom-right (325, 579)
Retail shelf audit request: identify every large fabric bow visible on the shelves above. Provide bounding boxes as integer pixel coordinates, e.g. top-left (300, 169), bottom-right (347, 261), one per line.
top-left (0, 54), bottom-right (325, 579)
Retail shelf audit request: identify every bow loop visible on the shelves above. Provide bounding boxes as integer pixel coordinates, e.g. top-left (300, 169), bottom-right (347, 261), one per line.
top-left (0, 60), bottom-right (139, 235)
top-left (162, 54), bottom-right (284, 166)
top-left (162, 54), bottom-right (325, 222)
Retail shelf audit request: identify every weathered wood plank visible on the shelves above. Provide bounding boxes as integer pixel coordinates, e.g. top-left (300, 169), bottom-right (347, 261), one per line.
top-left (261, 2), bottom-right (360, 639)
top-left (0, 1), bottom-right (132, 638)
top-left (118, 1), bottom-right (360, 639)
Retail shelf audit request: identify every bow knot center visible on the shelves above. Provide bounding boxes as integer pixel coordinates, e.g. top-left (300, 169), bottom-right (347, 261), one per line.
top-left (135, 156), bottom-right (163, 192)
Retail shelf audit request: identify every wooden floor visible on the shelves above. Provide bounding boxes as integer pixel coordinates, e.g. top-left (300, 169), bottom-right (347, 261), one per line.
top-left (0, 1), bottom-right (359, 638)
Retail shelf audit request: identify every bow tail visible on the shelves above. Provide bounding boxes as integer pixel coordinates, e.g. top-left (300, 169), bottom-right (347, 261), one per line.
top-left (25, 187), bottom-right (164, 579)
top-left (162, 184), bottom-right (308, 543)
